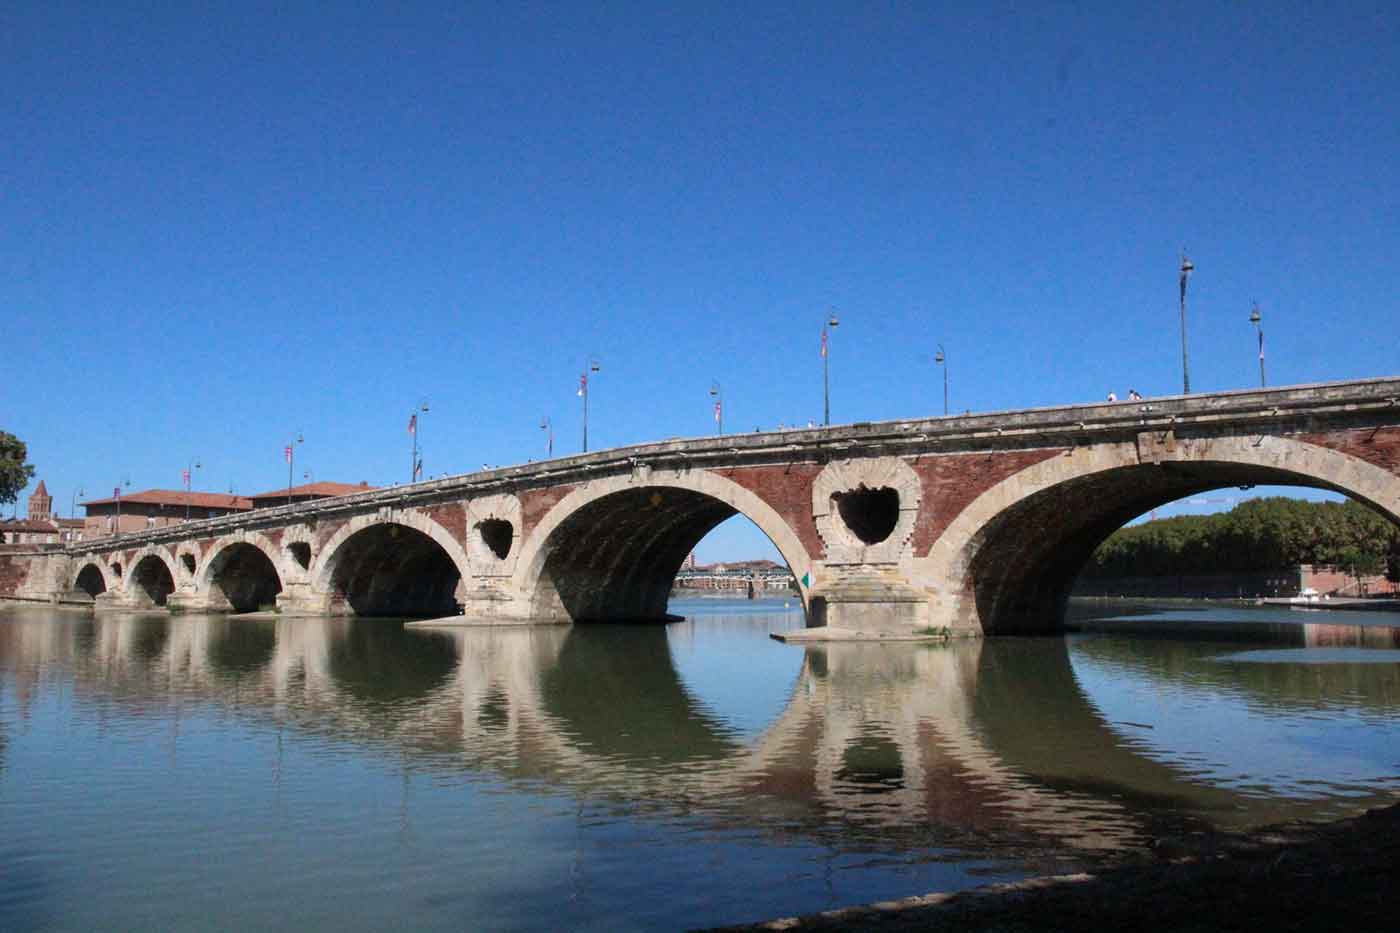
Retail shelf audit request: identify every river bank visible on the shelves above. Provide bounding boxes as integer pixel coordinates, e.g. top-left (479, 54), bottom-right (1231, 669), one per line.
top-left (713, 801), bottom-right (1400, 931)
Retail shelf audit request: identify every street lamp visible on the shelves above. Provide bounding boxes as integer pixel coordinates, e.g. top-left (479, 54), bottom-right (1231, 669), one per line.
top-left (1179, 252), bottom-right (1194, 394)
top-left (183, 457), bottom-right (202, 521)
top-left (540, 416), bottom-right (553, 458)
top-left (822, 312), bottom-right (839, 426)
top-left (934, 345), bottom-right (948, 415)
top-left (580, 358), bottom-right (601, 452)
top-left (286, 432), bottom-right (303, 506)
top-left (1249, 303), bottom-right (1266, 388)
top-left (709, 380), bottom-right (723, 435)
top-left (114, 477), bottom-right (130, 536)
top-left (71, 487), bottom-right (84, 521)
top-left (409, 399), bottom-right (428, 482)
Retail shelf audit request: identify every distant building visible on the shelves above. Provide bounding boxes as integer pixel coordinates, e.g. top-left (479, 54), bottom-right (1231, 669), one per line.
top-left (245, 481), bottom-right (375, 510)
top-left (80, 489), bottom-right (253, 536)
top-left (0, 481), bottom-right (86, 545)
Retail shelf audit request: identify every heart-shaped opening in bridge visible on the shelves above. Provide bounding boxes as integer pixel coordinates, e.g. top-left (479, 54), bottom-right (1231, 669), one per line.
top-left (477, 519), bottom-right (514, 560)
top-left (833, 485), bottom-right (900, 545)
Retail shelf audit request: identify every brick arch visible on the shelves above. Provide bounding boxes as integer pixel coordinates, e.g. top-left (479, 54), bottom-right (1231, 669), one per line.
top-left (71, 558), bottom-right (116, 596)
top-left (512, 467), bottom-right (813, 622)
top-left (922, 434), bottom-right (1400, 635)
top-left (310, 511), bottom-right (473, 617)
top-left (125, 545), bottom-right (179, 608)
top-left (199, 532), bottom-right (287, 612)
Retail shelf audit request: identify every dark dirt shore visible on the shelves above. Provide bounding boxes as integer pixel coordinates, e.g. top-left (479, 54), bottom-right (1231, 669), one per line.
top-left (708, 802), bottom-right (1400, 932)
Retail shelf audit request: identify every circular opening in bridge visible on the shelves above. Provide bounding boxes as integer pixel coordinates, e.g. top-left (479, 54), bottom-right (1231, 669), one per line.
top-left (75, 564), bottom-right (106, 599)
top-left (130, 555), bottom-right (175, 608)
top-left (833, 485), bottom-right (900, 545)
top-left (288, 542), bottom-right (311, 571)
top-left (477, 519), bottom-right (513, 560)
top-left (180, 554), bottom-right (196, 575)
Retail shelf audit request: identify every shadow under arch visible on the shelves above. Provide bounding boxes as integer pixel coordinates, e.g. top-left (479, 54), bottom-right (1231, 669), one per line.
top-left (517, 472), bottom-right (812, 622)
top-left (202, 540), bottom-right (284, 613)
top-left (318, 521), bottom-right (464, 617)
top-left (128, 552), bottom-right (177, 608)
top-left (73, 562), bottom-right (108, 600)
top-left (941, 435), bottom-right (1400, 634)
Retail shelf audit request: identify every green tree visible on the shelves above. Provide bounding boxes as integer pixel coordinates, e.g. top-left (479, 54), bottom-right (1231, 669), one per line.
top-left (0, 431), bottom-right (36, 507)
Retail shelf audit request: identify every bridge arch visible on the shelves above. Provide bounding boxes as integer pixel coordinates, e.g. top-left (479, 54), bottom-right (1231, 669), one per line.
top-left (513, 468), bottom-right (813, 622)
top-left (927, 434), bottom-right (1400, 635)
top-left (200, 533), bottom-right (286, 613)
top-left (311, 512), bottom-right (472, 617)
top-left (126, 547), bottom-right (179, 608)
top-left (72, 560), bottom-right (112, 599)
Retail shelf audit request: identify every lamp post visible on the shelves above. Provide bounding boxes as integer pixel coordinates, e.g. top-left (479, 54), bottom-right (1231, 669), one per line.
top-left (71, 487), bottom-right (83, 520)
top-left (1179, 252), bottom-right (1194, 394)
top-left (709, 380), bottom-right (723, 435)
top-left (183, 457), bottom-right (201, 521)
top-left (934, 344), bottom-right (948, 416)
top-left (408, 399), bottom-right (428, 482)
top-left (580, 358), bottom-right (601, 452)
top-left (114, 478), bottom-right (130, 536)
top-left (1249, 303), bottom-right (1266, 387)
top-left (540, 416), bottom-right (553, 458)
top-left (822, 312), bottom-right (839, 426)
top-left (286, 432), bottom-right (303, 506)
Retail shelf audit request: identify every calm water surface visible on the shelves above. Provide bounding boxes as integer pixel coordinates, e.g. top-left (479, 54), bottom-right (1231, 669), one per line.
top-left (2, 598), bottom-right (1398, 930)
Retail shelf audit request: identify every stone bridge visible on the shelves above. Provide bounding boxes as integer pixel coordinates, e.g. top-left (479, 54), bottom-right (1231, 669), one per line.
top-left (7, 377), bottom-right (1400, 635)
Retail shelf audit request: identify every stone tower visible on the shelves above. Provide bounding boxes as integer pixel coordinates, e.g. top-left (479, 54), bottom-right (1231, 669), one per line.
top-left (28, 480), bottom-right (53, 522)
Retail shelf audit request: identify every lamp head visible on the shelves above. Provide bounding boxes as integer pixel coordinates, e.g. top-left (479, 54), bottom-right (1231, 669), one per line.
top-left (1249, 305), bottom-right (1261, 325)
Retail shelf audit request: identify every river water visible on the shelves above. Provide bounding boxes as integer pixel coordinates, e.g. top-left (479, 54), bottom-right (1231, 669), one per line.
top-left (2, 598), bottom-right (1398, 930)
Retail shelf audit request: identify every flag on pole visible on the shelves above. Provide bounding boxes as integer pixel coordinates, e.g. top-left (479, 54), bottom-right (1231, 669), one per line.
top-left (113, 486), bottom-right (121, 499)
top-left (578, 373), bottom-right (587, 397)
top-left (182, 469), bottom-right (190, 488)
top-left (413, 459), bottom-right (423, 481)
top-left (714, 400), bottom-right (722, 423)
top-left (820, 326), bottom-right (828, 358)
top-left (407, 413), bottom-right (417, 435)
top-left (1258, 330), bottom-right (1265, 360)
top-left (284, 445), bottom-right (292, 464)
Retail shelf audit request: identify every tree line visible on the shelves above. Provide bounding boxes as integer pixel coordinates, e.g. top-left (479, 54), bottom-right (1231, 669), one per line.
top-left (1086, 497), bottom-right (1400, 581)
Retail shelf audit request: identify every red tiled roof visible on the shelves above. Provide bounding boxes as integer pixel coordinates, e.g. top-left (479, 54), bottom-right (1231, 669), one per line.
top-left (1, 519), bottom-right (60, 532)
top-left (246, 481), bottom-right (376, 502)
top-left (80, 490), bottom-right (253, 510)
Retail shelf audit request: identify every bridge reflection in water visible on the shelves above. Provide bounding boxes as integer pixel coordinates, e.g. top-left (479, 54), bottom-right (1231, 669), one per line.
top-left (4, 605), bottom-right (1398, 865)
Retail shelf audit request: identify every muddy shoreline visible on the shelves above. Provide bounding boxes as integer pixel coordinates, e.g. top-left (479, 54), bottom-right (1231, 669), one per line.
top-left (710, 801), bottom-right (1400, 931)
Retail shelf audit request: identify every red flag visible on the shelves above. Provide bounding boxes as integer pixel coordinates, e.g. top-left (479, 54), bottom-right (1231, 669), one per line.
top-left (413, 459), bottom-right (423, 480)
top-left (820, 326), bottom-right (828, 358)
top-left (407, 413), bottom-right (417, 434)
top-left (577, 373), bottom-right (587, 397)
top-left (284, 445), bottom-right (292, 464)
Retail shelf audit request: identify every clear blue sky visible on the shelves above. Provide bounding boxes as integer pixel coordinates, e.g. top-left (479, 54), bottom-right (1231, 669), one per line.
top-left (4, 2), bottom-right (1396, 560)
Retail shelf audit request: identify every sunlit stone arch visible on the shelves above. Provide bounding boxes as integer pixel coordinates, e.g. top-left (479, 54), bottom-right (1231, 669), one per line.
top-left (512, 466), bottom-right (813, 621)
top-left (310, 509), bottom-right (474, 596)
top-left (921, 433), bottom-right (1400, 635)
top-left (71, 556), bottom-right (117, 594)
top-left (123, 544), bottom-right (179, 591)
top-left (198, 531), bottom-right (286, 592)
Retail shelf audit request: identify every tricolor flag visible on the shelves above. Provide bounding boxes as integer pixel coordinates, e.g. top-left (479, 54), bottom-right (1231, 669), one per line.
top-left (407, 413), bottom-right (417, 435)
top-left (577, 373), bottom-right (587, 397)
top-left (820, 326), bottom-right (828, 358)
top-left (284, 445), bottom-right (293, 464)
top-left (714, 399), bottom-right (722, 423)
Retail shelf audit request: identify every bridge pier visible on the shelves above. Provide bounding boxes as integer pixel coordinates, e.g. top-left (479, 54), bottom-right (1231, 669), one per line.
top-left (807, 567), bottom-right (931, 635)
